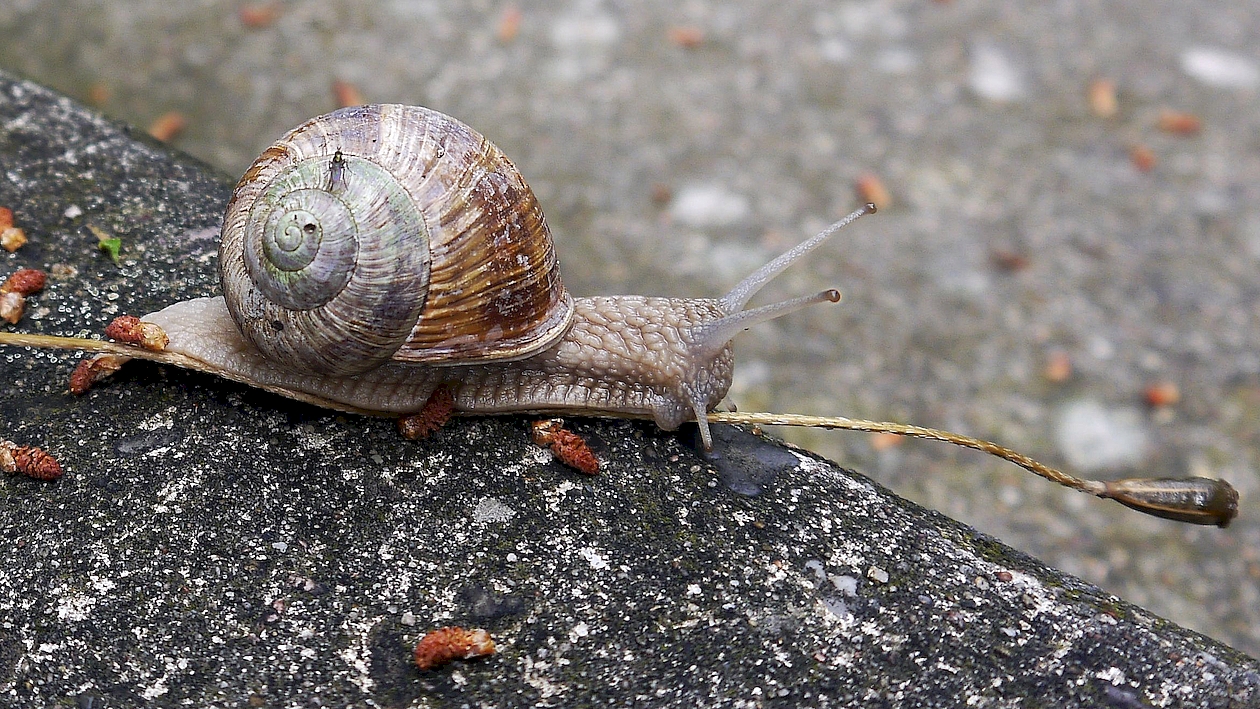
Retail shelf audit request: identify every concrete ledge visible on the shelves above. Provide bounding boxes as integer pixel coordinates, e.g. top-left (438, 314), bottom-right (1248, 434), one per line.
top-left (1, 72), bottom-right (1257, 707)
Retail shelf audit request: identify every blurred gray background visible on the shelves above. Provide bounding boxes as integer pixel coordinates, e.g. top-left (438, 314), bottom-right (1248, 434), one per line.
top-left (1, 1), bottom-right (1257, 657)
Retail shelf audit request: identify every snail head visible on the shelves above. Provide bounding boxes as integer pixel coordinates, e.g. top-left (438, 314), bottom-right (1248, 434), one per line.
top-left (677, 203), bottom-right (876, 450)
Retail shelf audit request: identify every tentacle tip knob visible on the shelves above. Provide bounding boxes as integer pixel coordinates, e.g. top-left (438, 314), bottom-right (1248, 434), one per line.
top-left (863, 202), bottom-right (877, 215)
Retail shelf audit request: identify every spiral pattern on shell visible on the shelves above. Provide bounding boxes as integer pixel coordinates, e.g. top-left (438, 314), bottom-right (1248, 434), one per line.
top-left (220, 105), bottom-right (573, 375)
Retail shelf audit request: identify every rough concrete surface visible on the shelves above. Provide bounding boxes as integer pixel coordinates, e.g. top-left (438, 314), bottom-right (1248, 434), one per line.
top-left (0, 1), bottom-right (1255, 660)
top-left (1, 71), bottom-right (1259, 707)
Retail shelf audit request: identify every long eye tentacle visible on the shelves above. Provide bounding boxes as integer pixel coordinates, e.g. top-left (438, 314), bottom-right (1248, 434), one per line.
top-left (720, 203), bottom-right (874, 314)
top-left (690, 290), bottom-right (841, 369)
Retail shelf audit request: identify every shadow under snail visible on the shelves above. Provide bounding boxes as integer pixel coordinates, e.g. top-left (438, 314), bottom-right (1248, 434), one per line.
top-left (0, 104), bottom-right (1238, 527)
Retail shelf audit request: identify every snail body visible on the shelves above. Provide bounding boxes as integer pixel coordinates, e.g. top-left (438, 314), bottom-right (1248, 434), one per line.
top-left (141, 293), bottom-right (736, 434)
top-left (145, 104), bottom-right (848, 449)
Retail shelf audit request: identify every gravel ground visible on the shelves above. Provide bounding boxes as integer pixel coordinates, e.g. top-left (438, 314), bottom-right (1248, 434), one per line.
top-left (1, 0), bottom-right (1257, 658)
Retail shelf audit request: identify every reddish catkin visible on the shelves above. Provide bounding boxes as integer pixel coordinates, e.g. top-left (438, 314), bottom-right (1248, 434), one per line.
top-left (550, 429), bottom-right (599, 475)
top-left (105, 315), bottom-right (169, 351)
top-left (69, 354), bottom-right (127, 395)
top-left (531, 419), bottom-right (599, 475)
top-left (0, 440), bottom-right (63, 481)
top-left (396, 386), bottom-right (456, 440)
top-left (1, 267), bottom-right (46, 295)
top-left (413, 627), bottom-right (496, 670)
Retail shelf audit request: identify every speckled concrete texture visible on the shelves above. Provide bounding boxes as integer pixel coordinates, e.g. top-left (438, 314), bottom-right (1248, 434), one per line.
top-left (1, 67), bottom-right (1258, 709)
top-left (0, 0), bottom-right (1257, 678)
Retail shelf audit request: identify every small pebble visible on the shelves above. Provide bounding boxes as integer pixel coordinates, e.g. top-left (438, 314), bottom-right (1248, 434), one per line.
top-left (332, 80), bottom-right (365, 108)
top-left (1143, 381), bottom-right (1180, 408)
top-left (667, 26), bottom-right (704, 48)
top-left (1130, 144), bottom-right (1157, 173)
top-left (968, 42), bottom-right (1026, 102)
top-left (1054, 399), bottom-right (1150, 472)
top-left (1043, 351), bottom-right (1072, 383)
top-left (1157, 110), bottom-right (1202, 136)
top-left (496, 5), bottom-right (522, 43)
top-left (1087, 78), bottom-right (1118, 118)
top-left (148, 111), bottom-right (187, 142)
top-left (1181, 47), bottom-right (1259, 90)
top-left (669, 184), bottom-right (751, 229)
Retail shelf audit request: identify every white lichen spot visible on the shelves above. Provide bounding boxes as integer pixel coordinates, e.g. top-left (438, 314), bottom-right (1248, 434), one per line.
top-left (1096, 666), bottom-right (1125, 684)
top-left (337, 616), bottom-right (380, 694)
top-left (791, 452), bottom-right (869, 495)
top-left (578, 547), bottom-right (609, 570)
top-left (830, 574), bottom-right (859, 597)
top-left (550, 9), bottom-right (619, 50)
top-left (90, 576), bottom-right (116, 594)
top-left (473, 497), bottom-right (516, 524)
top-left (543, 480), bottom-right (581, 511)
top-left (817, 597), bottom-right (854, 625)
top-left (55, 593), bottom-right (96, 621)
top-left (137, 407), bottom-right (178, 431)
top-left (521, 653), bottom-right (567, 700)
top-left (291, 423), bottom-right (330, 451)
top-left (548, 6), bottom-right (620, 82)
top-left (569, 622), bottom-right (590, 643)
top-left (181, 225), bottom-right (221, 242)
top-left (139, 675), bottom-right (169, 700)
top-left (686, 583), bottom-right (702, 596)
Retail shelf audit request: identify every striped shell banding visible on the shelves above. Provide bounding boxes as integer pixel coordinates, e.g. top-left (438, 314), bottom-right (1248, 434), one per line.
top-left (219, 105), bottom-right (573, 375)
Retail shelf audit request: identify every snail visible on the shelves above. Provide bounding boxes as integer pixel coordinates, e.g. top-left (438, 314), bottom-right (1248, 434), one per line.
top-left (0, 104), bottom-right (1238, 527)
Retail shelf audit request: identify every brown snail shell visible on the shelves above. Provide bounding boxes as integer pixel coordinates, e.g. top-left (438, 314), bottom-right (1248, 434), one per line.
top-left (219, 104), bottom-right (573, 376)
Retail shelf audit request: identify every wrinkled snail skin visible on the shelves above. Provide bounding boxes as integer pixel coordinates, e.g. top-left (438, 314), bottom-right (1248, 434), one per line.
top-left (141, 293), bottom-right (734, 435)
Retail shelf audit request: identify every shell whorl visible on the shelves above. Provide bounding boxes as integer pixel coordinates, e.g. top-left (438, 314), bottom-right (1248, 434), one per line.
top-left (220, 104), bottom-right (574, 375)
